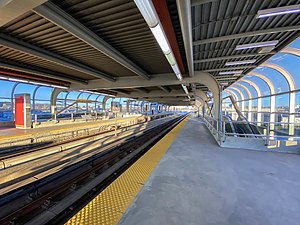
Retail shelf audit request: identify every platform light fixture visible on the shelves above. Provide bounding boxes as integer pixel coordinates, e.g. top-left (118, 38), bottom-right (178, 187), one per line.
top-left (219, 70), bottom-right (244, 75)
top-left (134, 0), bottom-right (159, 27)
top-left (225, 59), bottom-right (256, 66)
top-left (150, 24), bottom-right (171, 54)
top-left (51, 85), bottom-right (69, 89)
top-left (29, 81), bottom-right (49, 86)
top-left (0, 74), bottom-right (69, 89)
top-left (235, 40), bottom-right (279, 50)
top-left (0, 75), bottom-right (8, 80)
top-left (134, 0), bottom-right (183, 82)
top-left (176, 73), bottom-right (183, 81)
top-left (257, 4), bottom-right (300, 18)
top-left (28, 81), bottom-right (69, 89)
top-left (8, 77), bottom-right (28, 83)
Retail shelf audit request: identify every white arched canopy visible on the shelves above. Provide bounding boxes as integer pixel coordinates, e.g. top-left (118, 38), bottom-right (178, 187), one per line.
top-left (241, 79), bottom-right (263, 123)
top-left (261, 63), bottom-right (296, 134)
top-left (193, 71), bottom-right (221, 121)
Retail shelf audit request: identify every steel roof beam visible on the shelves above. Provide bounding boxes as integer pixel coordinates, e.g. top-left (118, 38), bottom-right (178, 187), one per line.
top-left (191, 0), bottom-right (217, 6)
top-left (140, 97), bottom-right (187, 102)
top-left (0, 0), bottom-right (47, 26)
top-left (193, 25), bottom-right (300, 45)
top-left (176, 0), bottom-right (194, 76)
top-left (34, 2), bottom-right (150, 80)
top-left (124, 90), bottom-right (186, 98)
top-left (194, 52), bottom-right (276, 63)
top-left (0, 59), bottom-right (87, 85)
top-left (202, 65), bottom-right (256, 72)
top-left (0, 33), bottom-right (115, 82)
top-left (215, 77), bottom-right (236, 81)
top-left (71, 72), bottom-right (212, 90)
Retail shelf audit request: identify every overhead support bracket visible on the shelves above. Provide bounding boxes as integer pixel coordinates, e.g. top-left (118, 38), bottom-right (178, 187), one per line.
top-left (0, 33), bottom-right (116, 82)
top-left (33, 2), bottom-right (150, 80)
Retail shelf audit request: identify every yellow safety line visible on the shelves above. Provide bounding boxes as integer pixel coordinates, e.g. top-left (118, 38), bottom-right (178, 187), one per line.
top-left (65, 116), bottom-right (189, 225)
top-left (0, 117), bottom-right (143, 141)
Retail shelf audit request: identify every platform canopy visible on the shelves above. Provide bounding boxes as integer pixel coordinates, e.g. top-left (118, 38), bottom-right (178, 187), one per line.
top-left (0, 0), bottom-right (299, 106)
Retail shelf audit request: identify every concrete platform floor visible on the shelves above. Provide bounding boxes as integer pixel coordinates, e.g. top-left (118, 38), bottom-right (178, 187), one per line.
top-left (118, 116), bottom-right (300, 225)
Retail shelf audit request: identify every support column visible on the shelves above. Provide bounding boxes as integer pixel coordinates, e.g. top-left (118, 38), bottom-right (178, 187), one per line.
top-left (195, 89), bottom-right (207, 118)
top-left (50, 88), bottom-right (62, 119)
top-left (289, 92), bottom-right (295, 135)
top-left (257, 98), bottom-right (262, 125)
top-left (126, 100), bottom-right (131, 113)
top-left (102, 96), bottom-right (110, 111)
top-left (193, 72), bottom-right (221, 122)
top-left (241, 79), bottom-right (263, 125)
top-left (270, 95), bottom-right (276, 133)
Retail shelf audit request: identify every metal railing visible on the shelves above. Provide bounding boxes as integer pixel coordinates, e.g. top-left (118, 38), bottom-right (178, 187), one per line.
top-left (224, 121), bottom-right (300, 140)
top-left (201, 115), bottom-right (300, 146)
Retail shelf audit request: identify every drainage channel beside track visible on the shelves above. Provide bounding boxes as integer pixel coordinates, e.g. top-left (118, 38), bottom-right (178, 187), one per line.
top-left (0, 113), bottom-right (188, 225)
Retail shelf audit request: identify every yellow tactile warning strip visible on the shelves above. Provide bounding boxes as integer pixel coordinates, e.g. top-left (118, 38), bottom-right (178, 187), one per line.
top-left (65, 116), bottom-right (189, 225)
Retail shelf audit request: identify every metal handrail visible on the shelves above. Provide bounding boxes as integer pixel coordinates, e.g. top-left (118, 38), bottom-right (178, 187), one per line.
top-left (201, 115), bottom-right (300, 142)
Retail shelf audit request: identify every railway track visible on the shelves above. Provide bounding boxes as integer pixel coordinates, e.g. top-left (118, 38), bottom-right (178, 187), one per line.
top-left (0, 115), bottom-right (156, 158)
top-left (0, 113), bottom-right (188, 225)
top-left (0, 114), bottom-right (171, 169)
top-left (0, 115), bottom-right (176, 192)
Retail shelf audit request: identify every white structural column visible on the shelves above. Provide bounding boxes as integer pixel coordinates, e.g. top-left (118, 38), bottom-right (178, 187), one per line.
top-left (262, 63), bottom-right (296, 135)
top-left (0, 0), bottom-right (48, 26)
top-left (241, 79), bottom-right (263, 124)
top-left (50, 88), bottom-right (62, 119)
top-left (234, 83), bottom-right (253, 122)
top-left (102, 96), bottom-right (110, 111)
top-left (126, 100), bottom-right (132, 113)
top-left (32, 86), bottom-right (40, 115)
top-left (195, 99), bottom-right (202, 116)
top-left (195, 89), bottom-right (208, 116)
top-left (193, 71), bottom-right (222, 122)
top-left (249, 72), bottom-right (276, 131)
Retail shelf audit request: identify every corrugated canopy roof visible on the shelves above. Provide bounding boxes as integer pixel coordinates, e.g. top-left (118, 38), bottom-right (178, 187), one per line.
top-left (0, 0), bottom-right (299, 105)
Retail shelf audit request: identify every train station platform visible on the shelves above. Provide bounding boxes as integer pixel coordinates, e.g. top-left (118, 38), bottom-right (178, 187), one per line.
top-left (67, 115), bottom-right (300, 225)
top-left (0, 117), bottom-right (137, 140)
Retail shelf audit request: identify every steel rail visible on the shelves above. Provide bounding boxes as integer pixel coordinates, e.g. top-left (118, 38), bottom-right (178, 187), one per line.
top-left (0, 114), bottom-right (187, 225)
